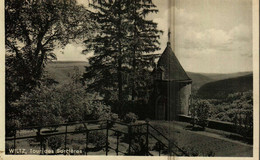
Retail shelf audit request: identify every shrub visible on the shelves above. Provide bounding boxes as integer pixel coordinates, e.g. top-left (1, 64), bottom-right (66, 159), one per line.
top-left (88, 131), bottom-right (106, 149)
top-left (123, 112), bottom-right (138, 124)
top-left (5, 119), bottom-right (21, 137)
top-left (129, 135), bottom-right (147, 155)
top-left (89, 102), bottom-right (119, 122)
top-left (16, 70), bottom-right (118, 128)
top-left (228, 91), bottom-right (253, 138)
top-left (127, 125), bottom-right (147, 155)
top-left (18, 84), bottom-right (65, 127)
top-left (206, 91), bottom-right (253, 138)
top-left (111, 113), bottom-right (119, 121)
top-left (88, 102), bottom-right (111, 120)
top-left (233, 109), bottom-right (253, 138)
top-left (89, 103), bottom-right (119, 128)
top-left (190, 100), bottom-right (210, 130)
top-left (121, 124), bottom-right (148, 155)
top-left (47, 135), bottom-right (63, 154)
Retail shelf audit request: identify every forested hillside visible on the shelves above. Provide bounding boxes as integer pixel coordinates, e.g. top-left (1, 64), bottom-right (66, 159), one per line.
top-left (197, 74), bottom-right (253, 99)
top-left (45, 61), bottom-right (253, 92)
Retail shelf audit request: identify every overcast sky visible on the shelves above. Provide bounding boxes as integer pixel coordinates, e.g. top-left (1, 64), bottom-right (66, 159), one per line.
top-left (55, 0), bottom-right (252, 73)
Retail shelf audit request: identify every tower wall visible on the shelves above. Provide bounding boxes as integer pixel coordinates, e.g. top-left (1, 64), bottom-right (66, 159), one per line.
top-left (179, 83), bottom-right (191, 115)
top-left (168, 82), bottom-right (191, 120)
top-left (153, 81), bottom-right (192, 121)
top-left (168, 82), bottom-right (179, 120)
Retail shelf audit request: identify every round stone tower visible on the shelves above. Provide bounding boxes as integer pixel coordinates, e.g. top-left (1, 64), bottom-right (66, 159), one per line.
top-left (151, 35), bottom-right (192, 120)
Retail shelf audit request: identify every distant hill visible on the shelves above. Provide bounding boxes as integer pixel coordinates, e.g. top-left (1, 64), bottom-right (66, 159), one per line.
top-left (186, 72), bottom-right (213, 91)
top-left (198, 72), bottom-right (253, 81)
top-left (45, 61), bottom-right (87, 83)
top-left (186, 71), bottom-right (252, 91)
top-left (197, 74), bottom-right (253, 99)
top-left (44, 61), bottom-right (253, 94)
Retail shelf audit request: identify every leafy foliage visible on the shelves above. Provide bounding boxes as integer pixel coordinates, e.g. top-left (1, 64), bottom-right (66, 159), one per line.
top-left (129, 135), bottom-right (147, 155)
top-left (13, 69), bottom-right (114, 128)
top-left (18, 83), bottom-right (65, 127)
top-left (197, 74), bottom-right (253, 99)
top-left (128, 125), bottom-right (147, 155)
top-left (123, 112), bottom-right (139, 124)
top-left (89, 102), bottom-right (118, 121)
top-left (208, 91), bottom-right (253, 137)
top-left (5, 119), bottom-right (21, 137)
top-left (88, 131), bottom-right (106, 149)
top-left (5, 0), bottom-right (93, 132)
top-left (194, 90), bottom-right (253, 138)
top-left (190, 100), bottom-right (210, 129)
top-left (5, 0), bottom-right (92, 100)
top-left (47, 135), bottom-right (63, 154)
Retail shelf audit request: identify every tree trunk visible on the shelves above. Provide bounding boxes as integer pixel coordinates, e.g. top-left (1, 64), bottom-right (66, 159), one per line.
top-left (118, 57), bottom-right (123, 115)
top-left (131, 0), bottom-right (137, 102)
top-left (117, 0), bottom-right (123, 115)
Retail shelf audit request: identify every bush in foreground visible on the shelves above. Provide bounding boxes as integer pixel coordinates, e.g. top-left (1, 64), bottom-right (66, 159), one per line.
top-left (13, 69), bottom-right (117, 128)
top-left (88, 131), bottom-right (106, 149)
top-left (47, 135), bottom-right (63, 154)
top-left (123, 112), bottom-right (138, 124)
top-left (190, 100), bottom-right (210, 130)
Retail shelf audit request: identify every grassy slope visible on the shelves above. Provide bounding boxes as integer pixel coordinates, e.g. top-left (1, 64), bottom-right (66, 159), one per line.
top-left (197, 74), bottom-right (253, 99)
top-left (150, 121), bottom-right (252, 157)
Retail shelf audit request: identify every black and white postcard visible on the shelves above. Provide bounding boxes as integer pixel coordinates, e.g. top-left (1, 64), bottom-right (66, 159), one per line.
top-left (0, 0), bottom-right (259, 159)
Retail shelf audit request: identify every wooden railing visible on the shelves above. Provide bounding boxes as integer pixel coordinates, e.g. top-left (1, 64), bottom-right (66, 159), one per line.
top-left (6, 120), bottom-right (187, 156)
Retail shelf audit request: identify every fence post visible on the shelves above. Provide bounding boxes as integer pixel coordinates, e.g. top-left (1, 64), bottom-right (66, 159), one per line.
top-left (116, 131), bottom-right (119, 155)
top-left (128, 125), bottom-right (132, 155)
top-left (13, 130), bottom-right (16, 155)
top-left (158, 142), bottom-right (161, 156)
top-left (64, 123), bottom-right (68, 155)
top-left (106, 120), bottom-right (109, 155)
top-left (85, 127), bottom-right (89, 155)
top-left (37, 128), bottom-right (44, 155)
top-left (146, 121), bottom-right (149, 156)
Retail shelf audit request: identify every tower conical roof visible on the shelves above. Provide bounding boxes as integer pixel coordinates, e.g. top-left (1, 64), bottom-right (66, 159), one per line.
top-left (157, 44), bottom-right (191, 82)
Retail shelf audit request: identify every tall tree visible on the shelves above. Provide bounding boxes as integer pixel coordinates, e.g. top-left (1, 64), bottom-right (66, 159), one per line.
top-left (5, 0), bottom-right (93, 127)
top-left (126, 0), bottom-right (162, 102)
top-left (82, 0), bottom-right (161, 114)
top-left (83, 0), bottom-right (129, 114)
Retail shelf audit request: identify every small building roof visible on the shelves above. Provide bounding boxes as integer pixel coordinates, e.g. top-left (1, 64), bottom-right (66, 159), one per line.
top-left (156, 43), bottom-right (192, 82)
